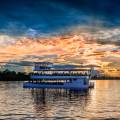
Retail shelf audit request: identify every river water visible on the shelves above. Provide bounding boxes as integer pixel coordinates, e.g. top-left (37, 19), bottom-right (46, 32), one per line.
top-left (0, 80), bottom-right (120, 120)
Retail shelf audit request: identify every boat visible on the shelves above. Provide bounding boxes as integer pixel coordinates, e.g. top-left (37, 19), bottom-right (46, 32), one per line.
top-left (23, 62), bottom-right (94, 90)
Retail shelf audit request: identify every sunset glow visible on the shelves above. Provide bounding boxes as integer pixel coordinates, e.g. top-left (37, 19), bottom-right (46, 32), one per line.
top-left (0, 32), bottom-right (120, 75)
top-left (0, 0), bottom-right (120, 76)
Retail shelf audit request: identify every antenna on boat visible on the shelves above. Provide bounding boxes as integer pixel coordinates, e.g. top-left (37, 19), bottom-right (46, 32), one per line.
top-left (89, 67), bottom-right (94, 80)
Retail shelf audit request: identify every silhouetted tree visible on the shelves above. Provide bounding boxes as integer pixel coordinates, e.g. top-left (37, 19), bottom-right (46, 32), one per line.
top-left (0, 69), bottom-right (30, 81)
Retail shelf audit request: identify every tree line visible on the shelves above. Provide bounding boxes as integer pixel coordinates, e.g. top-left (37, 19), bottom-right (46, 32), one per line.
top-left (0, 69), bottom-right (30, 81)
top-left (0, 69), bottom-right (120, 81)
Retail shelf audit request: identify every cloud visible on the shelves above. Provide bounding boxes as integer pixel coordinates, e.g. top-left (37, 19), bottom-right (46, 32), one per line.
top-left (0, 0), bottom-right (120, 72)
top-left (70, 27), bottom-right (120, 46)
top-left (0, 0), bottom-right (120, 36)
top-left (0, 0), bottom-right (87, 36)
top-left (0, 34), bottom-right (118, 66)
top-left (1, 61), bottom-right (33, 66)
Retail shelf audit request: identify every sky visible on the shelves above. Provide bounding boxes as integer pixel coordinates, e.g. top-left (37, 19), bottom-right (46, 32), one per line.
top-left (0, 0), bottom-right (120, 75)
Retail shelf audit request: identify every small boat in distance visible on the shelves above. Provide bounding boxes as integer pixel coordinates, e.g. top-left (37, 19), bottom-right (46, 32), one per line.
top-left (23, 62), bottom-right (94, 90)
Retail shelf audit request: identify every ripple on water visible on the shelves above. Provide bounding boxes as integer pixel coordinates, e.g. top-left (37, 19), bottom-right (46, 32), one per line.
top-left (0, 81), bottom-right (119, 119)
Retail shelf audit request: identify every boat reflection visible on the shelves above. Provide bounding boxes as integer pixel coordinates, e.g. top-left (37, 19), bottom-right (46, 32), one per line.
top-left (31, 89), bottom-right (90, 103)
top-left (30, 89), bottom-right (92, 119)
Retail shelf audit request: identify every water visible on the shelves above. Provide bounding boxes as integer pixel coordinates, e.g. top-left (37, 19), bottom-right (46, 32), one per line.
top-left (0, 80), bottom-right (120, 120)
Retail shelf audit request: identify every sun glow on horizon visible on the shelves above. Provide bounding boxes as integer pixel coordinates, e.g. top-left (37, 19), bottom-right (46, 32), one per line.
top-left (0, 32), bottom-right (120, 76)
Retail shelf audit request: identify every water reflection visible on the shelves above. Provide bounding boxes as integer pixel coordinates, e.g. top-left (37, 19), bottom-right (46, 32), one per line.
top-left (31, 89), bottom-right (91, 119)
top-left (0, 81), bottom-right (120, 119)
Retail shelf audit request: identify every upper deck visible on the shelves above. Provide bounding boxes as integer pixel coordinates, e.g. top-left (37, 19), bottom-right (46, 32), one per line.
top-left (30, 62), bottom-right (95, 80)
top-left (34, 62), bottom-right (53, 71)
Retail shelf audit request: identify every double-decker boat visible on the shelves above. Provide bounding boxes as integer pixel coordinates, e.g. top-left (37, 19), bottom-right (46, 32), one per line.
top-left (23, 62), bottom-right (94, 90)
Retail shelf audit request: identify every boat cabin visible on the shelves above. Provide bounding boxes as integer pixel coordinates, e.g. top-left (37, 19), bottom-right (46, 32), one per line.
top-left (23, 62), bottom-right (94, 90)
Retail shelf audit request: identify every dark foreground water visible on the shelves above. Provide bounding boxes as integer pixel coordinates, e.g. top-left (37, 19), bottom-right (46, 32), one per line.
top-left (0, 80), bottom-right (120, 120)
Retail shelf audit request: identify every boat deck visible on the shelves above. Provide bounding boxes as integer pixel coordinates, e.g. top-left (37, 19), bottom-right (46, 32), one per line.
top-left (23, 82), bottom-right (89, 90)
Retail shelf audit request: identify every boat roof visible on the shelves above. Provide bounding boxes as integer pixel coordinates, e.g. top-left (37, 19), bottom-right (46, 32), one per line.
top-left (34, 68), bottom-right (91, 71)
top-left (34, 62), bottom-right (53, 65)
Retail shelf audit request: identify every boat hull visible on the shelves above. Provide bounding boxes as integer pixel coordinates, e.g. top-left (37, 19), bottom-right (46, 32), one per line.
top-left (23, 82), bottom-right (89, 90)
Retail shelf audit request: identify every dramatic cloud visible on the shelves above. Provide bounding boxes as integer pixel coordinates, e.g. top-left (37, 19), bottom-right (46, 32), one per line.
top-left (0, 0), bottom-right (120, 75)
top-left (0, 34), bottom-right (119, 67)
top-left (0, 0), bottom-right (120, 36)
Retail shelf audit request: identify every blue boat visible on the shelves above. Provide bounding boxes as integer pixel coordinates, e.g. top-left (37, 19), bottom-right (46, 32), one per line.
top-left (23, 62), bottom-right (94, 90)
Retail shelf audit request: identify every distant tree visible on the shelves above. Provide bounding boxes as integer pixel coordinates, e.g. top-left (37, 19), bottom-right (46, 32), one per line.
top-left (0, 69), bottom-right (30, 81)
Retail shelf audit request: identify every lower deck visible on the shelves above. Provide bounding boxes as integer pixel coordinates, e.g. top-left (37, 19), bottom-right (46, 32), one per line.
top-left (23, 82), bottom-right (90, 90)
top-left (23, 78), bottom-right (94, 90)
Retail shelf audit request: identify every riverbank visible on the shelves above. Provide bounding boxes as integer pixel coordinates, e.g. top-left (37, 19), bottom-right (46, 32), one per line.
top-left (0, 69), bottom-right (120, 81)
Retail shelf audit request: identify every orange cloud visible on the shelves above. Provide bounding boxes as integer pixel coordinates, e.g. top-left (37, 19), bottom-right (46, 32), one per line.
top-left (0, 34), bottom-right (120, 75)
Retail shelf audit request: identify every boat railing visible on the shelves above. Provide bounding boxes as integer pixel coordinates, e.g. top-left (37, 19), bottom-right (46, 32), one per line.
top-left (30, 73), bottom-right (90, 76)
